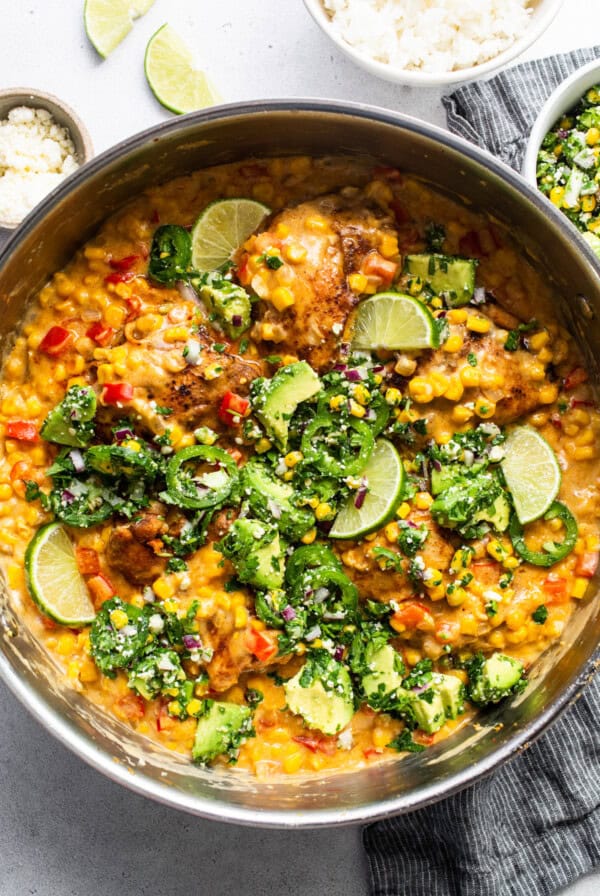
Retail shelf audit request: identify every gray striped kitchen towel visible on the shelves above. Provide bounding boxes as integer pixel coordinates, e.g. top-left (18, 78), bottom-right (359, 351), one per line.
top-left (363, 47), bottom-right (600, 896)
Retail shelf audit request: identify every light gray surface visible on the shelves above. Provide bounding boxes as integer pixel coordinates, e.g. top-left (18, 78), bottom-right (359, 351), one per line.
top-left (0, 1), bottom-right (599, 894)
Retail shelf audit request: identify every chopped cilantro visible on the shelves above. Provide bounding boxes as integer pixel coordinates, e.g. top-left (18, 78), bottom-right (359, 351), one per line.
top-left (467, 352), bottom-right (477, 367)
top-left (155, 406), bottom-right (173, 417)
top-left (212, 343), bottom-right (227, 353)
top-left (239, 338), bottom-right (249, 354)
top-left (397, 520), bottom-right (429, 558)
top-left (485, 600), bottom-right (498, 617)
top-left (372, 546), bottom-right (403, 571)
top-left (166, 557), bottom-right (188, 573)
top-left (387, 728), bottom-right (426, 753)
top-left (532, 605), bottom-right (549, 624)
top-left (425, 223), bottom-right (446, 253)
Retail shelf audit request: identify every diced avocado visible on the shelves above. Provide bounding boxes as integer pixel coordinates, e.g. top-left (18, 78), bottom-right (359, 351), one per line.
top-left (404, 254), bottom-right (476, 307)
top-left (252, 361), bottom-right (321, 450)
top-left (433, 673), bottom-right (465, 720)
top-left (406, 686), bottom-right (447, 734)
top-left (192, 272), bottom-right (251, 339)
top-left (284, 651), bottom-right (354, 736)
top-left (474, 492), bottom-right (511, 533)
top-left (217, 517), bottom-right (285, 589)
top-left (241, 459), bottom-right (315, 540)
top-left (362, 643), bottom-right (404, 706)
top-left (192, 700), bottom-right (253, 764)
top-left (40, 385), bottom-right (96, 447)
top-left (467, 652), bottom-right (526, 706)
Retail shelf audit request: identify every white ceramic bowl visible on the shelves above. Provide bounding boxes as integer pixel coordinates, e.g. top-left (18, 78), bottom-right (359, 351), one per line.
top-left (303, 0), bottom-right (565, 87)
top-left (522, 58), bottom-right (600, 184)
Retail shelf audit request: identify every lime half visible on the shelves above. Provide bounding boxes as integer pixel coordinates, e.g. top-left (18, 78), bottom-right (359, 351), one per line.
top-left (330, 439), bottom-right (405, 539)
top-left (191, 198), bottom-right (270, 272)
top-left (501, 426), bottom-right (561, 525)
top-left (25, 523), bottom-right (96, 626)
top-left (84, 0), bottom-right (155, 58)
top-left (144, 24), bottom-right (221, 115)
top-left (351, 292), bottom-right (438, 351)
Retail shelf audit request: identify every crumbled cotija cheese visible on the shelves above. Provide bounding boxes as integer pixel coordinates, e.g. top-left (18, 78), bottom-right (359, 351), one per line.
top-left (0, 106), bottom-right (79, 225)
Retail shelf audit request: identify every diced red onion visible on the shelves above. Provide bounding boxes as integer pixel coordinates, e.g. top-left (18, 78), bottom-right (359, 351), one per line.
top-left (432, 459), bottom-right (442, 472)
top-left (372, 364), bottom-right (385, 373)
top-left (344, 368), bottom-right (363, 382)
top-left (61, 489), bottom-right (75, 505)
top-left (365, 408), bottom-right (376, 421)
top-left (281, 605), bottom-right (296, 621)
top-left (411, 682), bottom-right (430, 695)
top-left (69, 449), bottom-right (85, 472)
top-left (407, 520), bottom-right (418, 529)
top-left (333, 363), bottom-right (347, 372)
top-left (333, 646), bottom-right (344, 661)
top-left (183, 634), bottom-right (202, 650)
top-left (305, 625), bottom-right (321, 642)
top-left (472, 287), bottom-right (486, 305)
top-left (231, 314), bottom-right (243, 327)
top-left (340, 343), bottom-right (350, 357)
top-left (354, 485), bottom-right (368, 509)
top-left (115, 427), bottom-right (134, 441)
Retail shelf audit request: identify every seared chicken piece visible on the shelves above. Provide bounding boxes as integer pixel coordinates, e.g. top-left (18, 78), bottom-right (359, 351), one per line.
top-left (198, 611), bottom-right (285, 693)
top-left (240, 193), bottom-right (399, 370)
top-left (106, 512), bottom-right (168, 585)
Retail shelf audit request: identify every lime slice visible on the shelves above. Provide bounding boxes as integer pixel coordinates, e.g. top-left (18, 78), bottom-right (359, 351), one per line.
top-left (351, 292), bottom-right (438, 351)
top-left (144, 24), bottom-right (221, 115)
top-left (84, 0), bottom-right (133, 58)
top-left (25, 523), bottom-right (96, 626)
top-left (130, 0), bottom-right (155, 14)
top-left (330, 439), bottom-right (405, 539)
top-left (501, 426), bottom-right (561, 525)
top-left (191, 198), bottom-right (271, 272)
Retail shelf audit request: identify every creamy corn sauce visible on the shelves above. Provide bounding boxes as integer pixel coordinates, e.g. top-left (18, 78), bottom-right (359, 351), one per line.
top-left (0, 155), bottom-right (598, 778)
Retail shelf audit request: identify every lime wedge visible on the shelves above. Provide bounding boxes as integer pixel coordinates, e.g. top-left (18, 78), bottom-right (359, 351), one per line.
top-left (130, 0), bottom-right (155, 14)
top-left (84, 0), bottom-right (133, 57)
top-left (351, 292), bottom-right (438, 351)
top-left (330, 439), bottom-right (405, 539)
top-left (501, 426), bottom-right (561, 525)
top-left (191, 198), bottom-right (271, 272)
top-left (144, 24), bottom-right (221, 115)
top-left (25, 523), bottom-right (96, 626)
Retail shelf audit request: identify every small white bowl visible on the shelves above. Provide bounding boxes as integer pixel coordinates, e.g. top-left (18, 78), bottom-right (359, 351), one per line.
top-left (303, 0), bottom-right (565, 87)
top-left (522, 58), bottom-right (600, 184)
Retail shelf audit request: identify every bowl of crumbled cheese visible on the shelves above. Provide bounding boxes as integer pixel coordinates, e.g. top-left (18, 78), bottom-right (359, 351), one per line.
top-left (303, 0), bottom-right (565, 86)
top-left (0, 88), bottom-right (93, 231)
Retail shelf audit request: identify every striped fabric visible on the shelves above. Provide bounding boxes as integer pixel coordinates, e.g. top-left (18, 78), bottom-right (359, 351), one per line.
top-left (364, 47), bottom-right (600, 896)
top-left (443, 45), bottom-right (600, 169)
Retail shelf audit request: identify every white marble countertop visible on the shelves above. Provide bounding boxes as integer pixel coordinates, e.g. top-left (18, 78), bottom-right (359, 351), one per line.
top-left (0, 1), bottom-right (598, 894)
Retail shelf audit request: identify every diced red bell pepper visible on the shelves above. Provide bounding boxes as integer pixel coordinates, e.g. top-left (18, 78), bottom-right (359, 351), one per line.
top-left (363, 747), bottom-right (384, 760)
top-left (236, 255), bottom-right (250, 286)
top-left (86, 321), bottom-right (115, 346)
top-left (104, 271), bottom-right (136, 285)
top-left (246, 628), bottom-right (278, 663)
top-left (39, 325), bottom-right (72, 356)
top-left (413, 732), bottom-right (435, 747)
top-left (109, 254), bottom-right (140, 272)
top-left (6, 421), bottom-right (39, 442)
top-left (218, 391), bottom-right (250, 425)
top-left (564, 367), bottom-right (588, 391)
top-left (542, 573), bottom-right (568, 596)
top-left (292, 735), bottom-right (320, 753)
top-left (115, 694), bottom-right (146, 722)
top-left (10, 460), bottom-right (31, 481)
top-left (575, 551), bottom-right (599, 578)
top-left (570, 399), bottom-right (595, 409)
top-left (156, 700), bottom-right (176, 732)
top-left (434, 620), bottom-right (461, 644)
top-left (76, 547), bottom-right (100, 576)
top-left (87, 573), bottom-right (116, 606)
top-left (102, 382), bottom-right (134, 405)
top-left (126, 296), bottom-right (142, 322)
top-left (362, 251), bottom-right (398, 285)
top-left (390, 601), bottom-right (432, 631)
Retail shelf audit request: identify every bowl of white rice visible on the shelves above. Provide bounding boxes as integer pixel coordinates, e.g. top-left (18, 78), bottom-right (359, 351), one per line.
top-left (303, 0), bottom-right (565, 86)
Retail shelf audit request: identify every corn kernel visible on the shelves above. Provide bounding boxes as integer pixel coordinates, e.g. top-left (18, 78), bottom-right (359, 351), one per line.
top-left (539, 383), bottom-right (559, 405)
top-left (446, 587), bottom-right (466, 607)
top-left (283, 751), bottom-right (304, 774)
top-left (109, 609), bottom-right (129, 630)
top-left (379, 234), bottom-right (399, 258)
top-left (443, 333), bottom-right (464, 353)
top-left (284, 450), bottom-right (303, 467)
top-left (587, 127), bottom-right (600, 146)
top-left (352, 384), bottom-right (371, 406)
top-left (0, 483), bottom-right (12, 501)
top-left (385, 522), bottom-right (399, 543)
top-left (415, 492), bottom-right (433, 510)
top-left (79, 658), bottom-right (99, 683)
top-left (429, 371), bottom-right (450, 398)
top-left (394, 356), bottom-right (417, 377)
top-left (504, 556), bottom-right (519, 570)
top-left (586, 535), bottom-right (600, 551)
top-left (372, 727), bottom-right (391, 748)
top-left (528, 330), bottom-right (549, 352)
top-left (408, 377), bottom-right (434, 404)
top-left (573, 445), bottom-right (596, 461)
top-left (329, 394), bottom-right (345, 411)
top-left (487, 540), bottom-right (507, 562)
top-left (444, 376), bottom-right (464, 402)
top-left (571, 577), bottom-right (589, 599)
top-left (104, 304), bottom-right (127, 328)
top-left (234, 606), bottom-right (249, 629)
top-left (459, 366), bottom-right (480, 388)
top-left (460, 617), bottom-right (479, 636)
top-left (270, 286), bottom-right (295, 311)
top-left (163, 326), bottom-right (189, 343)
top-left (301, 527), bottom-right (317, 545)
top-left (253, 438), bottom-right (271, 455)
top-left (385, 387), bottom-right (402, 406)
top-left (475, 397), bottom-right (496, 419)
top-left (305, 215), bottom-right (328, 232)
top-left (168, 701), bottom-right (182, 717)
top-left (96, 363), bottom-right (115, 384)
top-left (348, 272), bottom-right (368, 294)
top-left (408, 276), bottom-right (423, 296)
top-left (447, 308), bottom-right (468, 324)
top-left (550, 186), bottom-right (565, 206)
top-left (153, 577), bottom-right (176, 600)
top-left (467, 315), bottom-right (491, 334)
top-left (349, 399), bottom-right (366, 418)
top-left (187, 699), bottom-right (203, 716)
top-left (283, 244), bottom-right (307, 264)
top-left (452, 405), bottom-right (474, 424)
top-left (315, 502), bottom-right (334, 521)
top-left (203, 363), bottom-right (223, 380)
top-left (396, 502), bottom-right (411, 519)
top-left (56, 632), bottom-right (77, 655)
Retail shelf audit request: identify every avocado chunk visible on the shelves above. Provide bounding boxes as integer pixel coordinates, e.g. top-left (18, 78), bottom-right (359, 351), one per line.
top-left (192, 701), bottom-right (253, 764)
top-left (192, 272), bottom-right (251, 339)
top-left (404, 253), bottom-right (476, 307)
top-left (241, 459), bottom-right (315, 540)
top-left (252, 361), bottom-right (321, 450)
top-left (217, 517), bottom-right (285, 589)
top-left (284, 650), bottom-right (354, 736)
top-left (362, 643), bottom-right (404, 707)
top-left (40, 385), bottom-right (97, 448)
top-left (406, 687), bottom-right (447, 734)
top-left (434, 673), bottom-right (465, 720)
top-left (474, 492), bottom-right (511, 533)
top-left (466, 652), bottom-right (526, 706)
